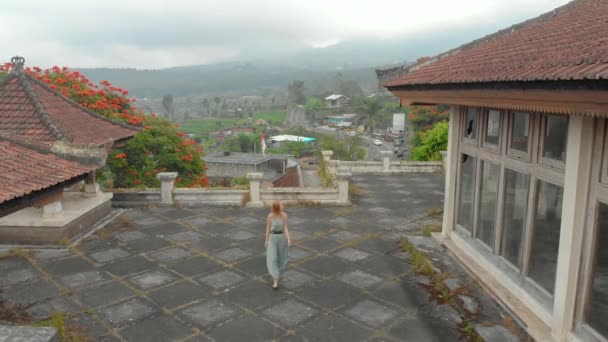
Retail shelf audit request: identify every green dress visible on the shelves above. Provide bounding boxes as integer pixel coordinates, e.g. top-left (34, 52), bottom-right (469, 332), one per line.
top-left (267, 215), bottom-right (288, 280)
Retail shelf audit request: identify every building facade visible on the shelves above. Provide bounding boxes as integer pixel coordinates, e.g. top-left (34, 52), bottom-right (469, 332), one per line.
top-left (386, 1), bottom-right (608, 341)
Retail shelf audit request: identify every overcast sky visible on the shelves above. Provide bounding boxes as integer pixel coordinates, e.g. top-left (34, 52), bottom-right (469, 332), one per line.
top-left (1, 0), bottom-right (570, 69)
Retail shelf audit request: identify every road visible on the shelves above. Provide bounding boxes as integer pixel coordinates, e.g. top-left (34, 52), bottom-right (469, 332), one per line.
top-left (360, 135), bottom-right (394, 161)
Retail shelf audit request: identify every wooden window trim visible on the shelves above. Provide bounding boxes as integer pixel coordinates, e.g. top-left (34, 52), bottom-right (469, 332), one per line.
top-left (481, 109), bottom-right (502, 153)
top-left (538, 114), bottom-right (568, 171)
top-left (506, 111), bottom-right (532, 162)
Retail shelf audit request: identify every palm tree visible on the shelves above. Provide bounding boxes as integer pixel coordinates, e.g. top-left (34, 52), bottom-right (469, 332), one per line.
top-left (363, 97), bottom-right (380, 132)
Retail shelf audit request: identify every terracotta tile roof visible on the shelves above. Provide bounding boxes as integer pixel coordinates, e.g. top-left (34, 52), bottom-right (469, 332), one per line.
top-left (0, 73), bottom-right (138, 145)
top-left (386, 0), bottom-right (608, 87)
top-left (0, 138), bottom-right (96, 204)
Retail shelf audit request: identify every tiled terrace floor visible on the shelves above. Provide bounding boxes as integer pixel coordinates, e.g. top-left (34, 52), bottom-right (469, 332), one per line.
top-left (0, 174), bottom-right (524, 341)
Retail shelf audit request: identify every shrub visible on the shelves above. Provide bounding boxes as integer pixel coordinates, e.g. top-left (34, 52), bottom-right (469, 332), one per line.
top-left (411, 121), bottom-right (448, 161)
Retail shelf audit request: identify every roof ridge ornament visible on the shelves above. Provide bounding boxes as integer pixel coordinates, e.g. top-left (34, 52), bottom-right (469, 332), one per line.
top-left (10, 56), bottom-right (25, 75)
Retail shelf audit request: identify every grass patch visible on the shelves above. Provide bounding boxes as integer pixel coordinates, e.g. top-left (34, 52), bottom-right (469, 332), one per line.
top-left (319, 160), bottom-right (333, 188)
top-left (422, 224), bottom-right (442, 237)
top-left (425, 207), bottom-right (443, 217)
top-left (253, 111), bottom-right (286, 125)
top-left (33, 313), bottom-right (91, 342)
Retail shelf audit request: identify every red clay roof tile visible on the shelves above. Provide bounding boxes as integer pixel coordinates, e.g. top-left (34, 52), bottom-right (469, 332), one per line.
top-left (0, 139), bottom-right (96, 204)
top-left (386, 0), bottom-right (608, 87)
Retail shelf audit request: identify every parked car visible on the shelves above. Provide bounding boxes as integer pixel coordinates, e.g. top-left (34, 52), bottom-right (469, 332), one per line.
top-left (373, 139), bottom-right (382, 146)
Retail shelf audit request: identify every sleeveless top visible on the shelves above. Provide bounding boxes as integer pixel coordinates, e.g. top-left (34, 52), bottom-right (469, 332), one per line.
top-left (271, 216), bottom-right (284, 233)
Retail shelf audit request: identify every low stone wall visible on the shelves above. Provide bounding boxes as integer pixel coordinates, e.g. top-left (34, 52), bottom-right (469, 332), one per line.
top-left (112, 189), bottom-right (161, 208)
top-left (260, 188), bottom-right (341, 205)
top-left (174, 189), bottom-right (248, 207)
top-left (327, 158), bottom-right (442, 174)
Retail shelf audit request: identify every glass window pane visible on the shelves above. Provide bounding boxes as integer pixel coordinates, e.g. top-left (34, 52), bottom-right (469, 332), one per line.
top-left (500, 170), bottom-right (529, 267)
top-left (458, 155), bottom-right (476, 232)
top-left (528, 181), bottom-right (563, 294)
top-left (510, 112), bottom-right (529, 152)
top-left (542, 115), bottom-right (568, 162)
top-left (477, 161), bottom-right (500, 248)
top-left (585, 202), bottom-right (608, 338)
top-left (485, 110), bottom-right (501, 145)
top-left (464, 108), bottom-right (478, 139)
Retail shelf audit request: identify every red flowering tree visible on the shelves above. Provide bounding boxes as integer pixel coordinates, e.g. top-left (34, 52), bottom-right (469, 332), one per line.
top-left (0, 63), bottom-right (208, 188)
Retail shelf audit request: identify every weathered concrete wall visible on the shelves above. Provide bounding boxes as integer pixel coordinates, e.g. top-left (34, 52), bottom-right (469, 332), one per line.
top-left (260, 188), bottom-right (340, 205)
top-left (327, 160), bottom-right (442, 174)
top-left (174, 189), bottom-right (248, 207)
top-left (206, 161), bottom-right (272, 179)
top-left (112, 190), bottom-right (162, 208)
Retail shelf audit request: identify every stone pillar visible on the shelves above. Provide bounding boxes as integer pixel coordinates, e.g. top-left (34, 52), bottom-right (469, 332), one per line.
top-left (321, 150), bottom-right (333, 162)
top-left (156, 172), bottom-right (178, 205)
top-left (84, 172), bottom-right (101, 196)
top-left (336, 168), bottom-right (352, 205)
top-left (42, 200), bottom-right (63, 220)
top-left (246, 172), bottom-right (264, 208)
top-left (551, 116), bottom-right (594, 341)
top-left (381, 151), bottom-right (392, 172)
top-left (442, 106), bottom-right (460, 240)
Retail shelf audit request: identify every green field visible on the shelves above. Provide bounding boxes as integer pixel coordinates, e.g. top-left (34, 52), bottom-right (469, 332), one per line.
top-left (180, 111), bottom-right (286, 137)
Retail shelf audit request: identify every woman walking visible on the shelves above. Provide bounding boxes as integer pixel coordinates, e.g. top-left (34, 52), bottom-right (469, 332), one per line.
top-left (265, 201), bottom-right (291, 289)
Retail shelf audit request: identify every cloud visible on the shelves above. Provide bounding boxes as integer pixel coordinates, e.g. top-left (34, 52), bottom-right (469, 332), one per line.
top-left (0, 0), bottom-right (571, 68)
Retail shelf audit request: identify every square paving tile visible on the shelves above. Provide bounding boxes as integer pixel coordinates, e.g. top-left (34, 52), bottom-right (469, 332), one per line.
top-left (166, 230), bottom-right (206, 243)
top-left (79, 281), bottom-right (135, 307)
top-left (126, 237), bottom-right (171, 253)
top-left (2, 280), bottom-right (60, 304)
top-left (368, 207), bottom-right (392, 214)
top-left (359, 256), bottom-right (412, 277)
top-left (328, 231), bottom-right (361, 242)
top-left (169, 256), bottom-right (222, 277)
top-left (113, 230), bottom-right (148, 242)
top-left (291, 314), bottom-right (372, 342)
top-left (1, 268), bottom-right (39, 288)
top-left (99, 298), bottom-right (157, 327)
top-left (371, 280), bottom-right (430, 309)
top-left (141, 223), bottom-right (187, 236)
top-left (264, 299), bottom-right (318, 327)
top-left (198, 222), bottom-right (237, 236)
top-left (61, 271), bottom-right (108, 289)
top-left (339, 270), bottom-right (383, 289)
top-left (222, 281), bottom-right (288, 310)
top-left (232, 216), bottom-right (258, 226)
top-left (233, 255), bottom-right (268, 276)
top-left (298, 256), bottom-right (353, 278)
top-left (334, 248), bottom-right (371, 263)
top-left (389, 314), bottom-right (460, 341)
top-left (90, 248), bottom-right (130, 263)
top-left (288, 230), bottom-right (311, 242)
top-left (288, 247), bottom-right (312, 262)
top-left (297, 281), bottom-right (363, 309)
top-left (207, 315), bottom-right (284, 342)
top-left (226, 229), bottom-right (256, 241)
top-left (129, 269), bottom-right (178, 290)
top-left (42, 257), bottom-right (93, 277)
top-left (131, 215), bottom-right (166, 227)
top-left (328, 217), bottom-right (351, 226)
top-left (149, 282), bottom-right (208, 309)
top-left (119, 315), bottom-right (191, 342)
top-left (189, 236), bottom-right (232, 252)
top-left (197, 270), bottom-right (244, 289)
top-left (213, 247), bottom-right (252, 263)
top-left (281, 270), bottom-right (315, 290)
top-left (344, 299), bottom-right (398, 328)
top-left (27, 295), bottom-right (82, 320)
top-left (66, 312), bottom-right (110, 337)
top-left (179, 299), bottom-right (237, 328)
top-left (102, 256), bottom-right (157, 277)
top-left (156, 207), bottom-right (196, 220)
top-left (78, 238), bottom-right (119, 254)
top-left (298, 237), bottom-right (341, 252)
top-left (356, 238), bottom-right (399, 254)
top-left (147, 247), bottom-right (191, 263)
top-left (180, 215), bottom-right (213, 227)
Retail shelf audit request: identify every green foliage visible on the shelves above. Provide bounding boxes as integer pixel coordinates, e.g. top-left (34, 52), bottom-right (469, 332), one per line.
top-left (231, 177), bottom-right (249, 186)
top-left (253, 111), bottom-right (286, 125)
top-left (106, 116), bottom-right (207, 188)
top-left (0, 72), bottom-right (6, 80)
top-left (360, 97), bottom-right (381, 132)
top-left (411, 121), bottom-right (448, 161)
top-left (318, 135), bottom-right (365, 161)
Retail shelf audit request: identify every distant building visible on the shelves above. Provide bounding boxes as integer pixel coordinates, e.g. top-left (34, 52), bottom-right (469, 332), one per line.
top-left (204, 152), bottom-right (299, 184)
top-left (392, 113), bottom-right (406, 133)
top-left (324, 94), bottom-right (350, 108)
top-left (326, 114), bottom-right (358, 126)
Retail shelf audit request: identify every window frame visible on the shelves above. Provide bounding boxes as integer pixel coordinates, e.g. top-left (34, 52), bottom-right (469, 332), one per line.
top-left (575, 118), bottom-right (608, 342)
top-left (462, 107), bottom-right (480, 146)
top-left (506, 111), bottom-right (533, 161)
top-left (538, 114), bottom-right (568, 171)
top-left (481, 109), bottom-right (502, 153)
